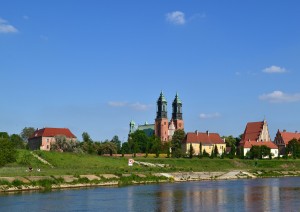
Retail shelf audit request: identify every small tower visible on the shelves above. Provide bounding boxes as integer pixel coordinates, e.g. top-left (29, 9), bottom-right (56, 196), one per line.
top-left (172, 92), bottom-right (184, 130)
top-left (129, 120), bottom-right (136, 134)
top-left (155, 92), bottom-right (169, 142)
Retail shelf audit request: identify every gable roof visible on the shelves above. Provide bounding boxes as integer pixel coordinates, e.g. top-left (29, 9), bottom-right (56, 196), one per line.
top-left (240, 140), bottom-right (278, 149)
top-left (184, 131), bottom-right (224, 145)
top-left (30, 128), bottom-right (77, 139)
top-left (242, 121), bottom-right (264, 141)
top-left (278, 130), bottom-right (300, 145)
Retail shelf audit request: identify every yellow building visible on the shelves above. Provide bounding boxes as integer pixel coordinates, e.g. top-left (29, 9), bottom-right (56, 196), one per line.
top-left (182, 131), bottom-right (226, 156)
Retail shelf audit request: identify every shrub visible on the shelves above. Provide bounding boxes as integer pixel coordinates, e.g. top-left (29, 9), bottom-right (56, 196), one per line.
top-left (0, 138), bottom-right (17, 166)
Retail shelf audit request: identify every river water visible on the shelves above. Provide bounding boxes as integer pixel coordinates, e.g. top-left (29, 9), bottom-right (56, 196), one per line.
top-left (1, 177), bottom-right (300, 212)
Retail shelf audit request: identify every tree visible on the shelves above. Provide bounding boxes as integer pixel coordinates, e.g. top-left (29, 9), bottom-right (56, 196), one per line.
top-left (150, 136), bottom-right (161, 158)
top-left (260, 145), bottom-right (271, 159)
top-left (111, 135), bottom-right (121, 153)
top-left (229, 145), bottom-right (236, 159)
top-left (198, 142), bottom-right (203, 158)
top-left (222, 135), bottom-right (237, 147)
top-left (0, 132), bottom-right (9, 139)
top-left (0, 138), bottom-right (17, 167)
top-left (128, 130), bottom-right (149, 155)
top-left (171, 129), bottom-right (185, 158)
top-left (21, 127), bottom-right (35, 142)
top-left (121, 142), bottom-right (130, 154)
top-left (249, 146), bottom-right (261, 159)
top-left (82, 132), bottom-right (92, 142)
top-left (287, 139), bottom-right (300, 159)
top-left (189, 143), bottom-right (194, 158)
top-left (214, 145), bottom-right (219, 157)
top-left (10, 134), bottom-right (26, 149)
top-left (98, 142), bottom-right (117, 156)
top-left (51, 135), bottom-right (80, 152)
top-left (202, 149), bottom-right (209, 157)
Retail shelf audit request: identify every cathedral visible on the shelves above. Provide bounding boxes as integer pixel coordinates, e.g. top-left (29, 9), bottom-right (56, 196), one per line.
top-left (129, 92), bottom-right (184, 142)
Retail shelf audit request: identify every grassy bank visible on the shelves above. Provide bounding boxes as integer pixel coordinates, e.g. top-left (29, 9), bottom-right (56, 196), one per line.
top-left (1, 150), bottom-right (300, 177)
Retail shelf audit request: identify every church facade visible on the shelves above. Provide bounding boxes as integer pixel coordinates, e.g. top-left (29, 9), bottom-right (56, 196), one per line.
top-left (155, 92), bottom-right (184, 142)
top-left (129, 92), bottom-right (184, 142)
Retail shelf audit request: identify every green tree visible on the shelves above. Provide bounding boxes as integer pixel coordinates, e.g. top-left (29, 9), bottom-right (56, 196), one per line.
top-left (21, 127), bottom-right (35, 142)
top-left (98, 142), bottom-right (117, 156)
top-left (229, 145), bottom-right (236, 159)
top-left (111, 135), bottom-right (121, 153)
top-left (189, 143), bottom-right (194, 158)
top-left (222, 135), bottom-right (237, 147)
top-left (0, 132), bottom-right (9, 139)
top-left (0, 138), bottom-right (17, 166)
top-left (214, 145), bottom-right (219, 157)
top-left (198, 142), bottom-right (203, 158)
top-left (128, 130), bottom-right (149, 155)
top-left (121, 142), bottom-right (130, 154)
top-left (260, 145), bottom-right (271, 159)
top-left (171, 129), bottom-right (185, 158)
top-left (287, 138), bottom-right (300, 159)
top-left (202, 149), bottom-right (209, 157)
top-left (150, 136), bottom-right (161, 158)
top-left (249, 146), bottom-right (261, 159)
top-left (10, 134), bottom-right (26, 149)
top-left (82, 132), bottom-right (92, 142)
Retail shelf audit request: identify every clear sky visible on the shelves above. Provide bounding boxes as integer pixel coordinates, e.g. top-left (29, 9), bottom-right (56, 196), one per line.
top-left (1, 0), bottom-right (300, 142)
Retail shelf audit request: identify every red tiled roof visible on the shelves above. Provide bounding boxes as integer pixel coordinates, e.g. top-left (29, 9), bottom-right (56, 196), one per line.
top-left (240, 140), bottom-right (278, 149)
top-left (242, 121), bottom-right (263, 141)
top-left (30, 128), bottom-right (77, 139)
top-left (184, 132), bottom-right (224, 145)
top-left (279, 130), bottom-right (300, 145)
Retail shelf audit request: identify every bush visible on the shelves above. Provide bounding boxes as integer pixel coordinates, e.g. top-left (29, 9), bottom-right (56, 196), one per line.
top-left (0, 138), bottom-right (17, 166)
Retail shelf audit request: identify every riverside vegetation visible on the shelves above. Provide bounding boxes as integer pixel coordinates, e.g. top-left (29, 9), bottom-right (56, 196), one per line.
top-left (1, 150), bottom-right (300, 192)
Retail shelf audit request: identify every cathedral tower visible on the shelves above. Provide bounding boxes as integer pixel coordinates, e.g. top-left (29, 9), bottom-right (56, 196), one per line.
top-left (155, 92), bottom-right (169, 142)
top-left (172, 93), bottom-right (184, 130)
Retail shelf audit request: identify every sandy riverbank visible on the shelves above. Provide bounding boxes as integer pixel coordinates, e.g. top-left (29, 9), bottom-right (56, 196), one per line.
top-left (2, 170), bottom-right (300, 193)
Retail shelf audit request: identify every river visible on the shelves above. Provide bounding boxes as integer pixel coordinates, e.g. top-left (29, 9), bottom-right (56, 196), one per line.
top-left (1, 177), bottom-right (300, 211)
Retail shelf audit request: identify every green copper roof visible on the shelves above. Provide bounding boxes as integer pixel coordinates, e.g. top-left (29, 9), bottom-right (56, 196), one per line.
top-left (130, 120), bottom-right (135, 125)
top-left (173, 92), bottom-right (182, 104)
top-left (158, 91), bottom-right (167, 102)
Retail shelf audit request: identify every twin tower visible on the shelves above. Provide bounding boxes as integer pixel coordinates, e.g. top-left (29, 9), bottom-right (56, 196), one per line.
top-left (155, 92), bottom-right (184, 142)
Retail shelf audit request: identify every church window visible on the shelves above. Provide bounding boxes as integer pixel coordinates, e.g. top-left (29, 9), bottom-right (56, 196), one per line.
top-left (164, 122), bottom-right (167, 125)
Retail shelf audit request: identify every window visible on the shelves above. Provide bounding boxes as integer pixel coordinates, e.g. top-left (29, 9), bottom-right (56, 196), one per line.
top-left (164, 122), bottom-right (167, 125)
top-left (47, 139), bottom-right (49, 143)
top-left (47, 145), bottom-right (49, 149)
top-left (179, 123), bottom-right (182, 127)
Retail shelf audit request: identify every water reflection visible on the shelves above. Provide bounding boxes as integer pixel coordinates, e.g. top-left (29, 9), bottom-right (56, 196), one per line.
top-left (1, 177), bottom-right (300, 211)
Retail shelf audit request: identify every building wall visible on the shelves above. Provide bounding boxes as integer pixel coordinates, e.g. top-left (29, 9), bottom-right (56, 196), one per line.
top-left (273, 132), bottom-right (286, 155)
top-left (183, 143), bottom-right (226, 156)
top-left (174, 119), bottom-right (184, 131)
top-left (155, 118), bottom-right (169, 142)
top-left (259, 121), bottom-right (271, 142)
top-left (29, 136), bottom-right (76, 151)
top-left (28, 137), bottom-right (42, 150)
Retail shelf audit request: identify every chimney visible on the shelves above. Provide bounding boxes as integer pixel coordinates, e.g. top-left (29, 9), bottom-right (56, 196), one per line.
top-left (195, 130), bottom-right (198, 136)
top-left (283, 129), bottom-right (286, 132)
top-left (296, 131), bottom-right (298, 134)
top-left (223, 138), bottom-right (226, 143)
top-left (206, 130), bottom-right (209, 136)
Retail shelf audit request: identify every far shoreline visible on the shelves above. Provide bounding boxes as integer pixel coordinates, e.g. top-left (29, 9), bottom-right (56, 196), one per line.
top-left (1, 170), bottom-right (300, 194)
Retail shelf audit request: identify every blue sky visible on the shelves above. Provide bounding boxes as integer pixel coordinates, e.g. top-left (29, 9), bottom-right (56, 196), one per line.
top-left (1, 0), bottom-right (300, 142)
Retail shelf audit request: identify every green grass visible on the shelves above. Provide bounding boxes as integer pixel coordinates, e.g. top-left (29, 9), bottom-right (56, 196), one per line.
top-left (1, 150), bottom-right (300, 177)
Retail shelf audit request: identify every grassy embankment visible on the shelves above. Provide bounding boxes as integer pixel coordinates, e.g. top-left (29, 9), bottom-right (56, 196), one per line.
top-left (1, 150), bottom-right (300, 191)
top-left (1, 150), bottom-right (300, 177)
